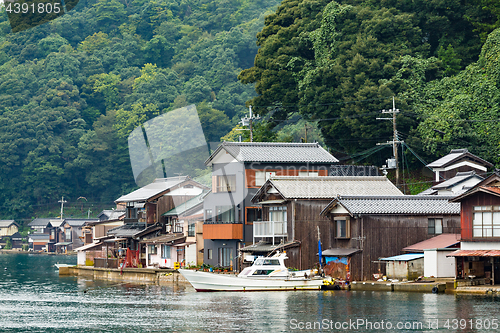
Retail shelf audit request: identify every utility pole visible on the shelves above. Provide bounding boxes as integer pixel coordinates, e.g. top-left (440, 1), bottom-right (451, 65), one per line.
top-left (58, 196), bottom-right (67, 220)
top-left (376, 97), bottom-right (403, 187)
top-left (239, 105), bottom-right (261, 142)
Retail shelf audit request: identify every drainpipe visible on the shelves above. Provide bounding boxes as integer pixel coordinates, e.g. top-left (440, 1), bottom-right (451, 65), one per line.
top-left (292, 199), bottom-right (296, 240)
top-left (361, 216), bottom-right (364, 281)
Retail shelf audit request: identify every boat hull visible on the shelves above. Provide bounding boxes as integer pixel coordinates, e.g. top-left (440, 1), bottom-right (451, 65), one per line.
top-left (179, 269), bottom-right (324, 292)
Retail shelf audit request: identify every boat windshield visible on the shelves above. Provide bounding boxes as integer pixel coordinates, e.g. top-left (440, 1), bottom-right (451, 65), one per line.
top-left (253, 259), bottom-right (280, 266)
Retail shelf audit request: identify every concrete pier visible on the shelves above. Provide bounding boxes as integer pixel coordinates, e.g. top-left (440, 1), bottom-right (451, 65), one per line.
top-left (64, 266), bottom-right (190, 285)
top-left (350, 281), bottom-right (447, 293)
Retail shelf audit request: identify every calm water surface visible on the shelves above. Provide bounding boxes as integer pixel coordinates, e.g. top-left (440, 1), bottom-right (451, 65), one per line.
top-left (1, 253), bottom-right (500, 332)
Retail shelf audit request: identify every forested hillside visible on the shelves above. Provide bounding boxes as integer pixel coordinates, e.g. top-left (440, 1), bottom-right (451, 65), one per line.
top-left (1, 0), bottom-right (500, 219)
top-left (0, 0), bottom-right (280, 218)
top-left (240, 0), bottom-right (500, 165)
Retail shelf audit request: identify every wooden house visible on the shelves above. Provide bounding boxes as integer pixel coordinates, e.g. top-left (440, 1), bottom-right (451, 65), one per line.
top-left (57, 218), bottom-right (99, 252)
top-left (0, 220), bottom-right (19, 237)
top-left (161, 192), bottom-right (205, 267)
top-left (115, 176), bottom-right (208, 228)
top-left (427, 148), bottom-right (492, 183)
top-left (320, 195), bottom-right (460, 281)
top-left (28, 218), bottom-right (52, 234)
top-left (247, 176), bottom-right (403, 274)
top-left (203, 142), bottom-right (339, 269)
top-left (449, 172), bottom-right (500, 285)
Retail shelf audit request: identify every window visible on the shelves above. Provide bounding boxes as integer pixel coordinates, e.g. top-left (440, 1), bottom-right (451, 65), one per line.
top-left (335, 217), bottom-right (350, 238)
top-left (148, 245), bottom-right (158, 255)
top-left (161, 245), bottom-right (170, 259)
top-left (173, 219), bottom-right (183, 233)
top-left (216, 206), bottom-right (235, 223)
top-left (188, 222), bottom-right (195, 237)
top-left (246, 207), bottom-right (262, 224)
top-left (215, 175), bottom-right (236, 192)
top-left (255, 171), bottom-right (276, 186)
top-left (299, 171), bottom-right (319, 177)
top-left (207, 248), bottom-right (212, 260)
top-left (428, 218), bottom-right (443, 235)
top-left (65, 228), bottom-right (71, 241)
top-left (269, 206), bottom-right (287, 222)
top-left (473, 206), bottom-right (500, 237)
top-left (205, 209), bottom-right (213, 223)
top-left (218, 248), bottom-right (233, 267)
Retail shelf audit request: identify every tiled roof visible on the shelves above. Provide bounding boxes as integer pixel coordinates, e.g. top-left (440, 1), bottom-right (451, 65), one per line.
top-left (107, 224), bottom-right (151, 238)
top-left (206, 142), bottom-right (338, 165)
top-left (139, 234), bottom-right (185, 244)
top-left (115, 176), bottom-right (190, 203)
top-left (451, 183), bottom-right (500, 202)
top-left (0, 220), bottom-right (17, 228)
top-left (321, 195), bottom-right (460, 216)
top-left (28, 218), bottom-right (52, 227)
top-left (403, 234), bottom-right (461, 252)
top-left (432, 171), bottom-right (482, 190)
top-left (64, 219), bottom-right (99, 227)
top-left (253, 176), bottom-right (402, 201)
top-left (98, 210), bottom-right (125, 221)
top-left (427, 149), bottom-right (493, 168)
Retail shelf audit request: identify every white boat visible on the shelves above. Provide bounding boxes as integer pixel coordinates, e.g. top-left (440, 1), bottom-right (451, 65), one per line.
top-left (179, 252), bottom-right (326, 291)
top-left (54, 263), bottom-right (74, 269)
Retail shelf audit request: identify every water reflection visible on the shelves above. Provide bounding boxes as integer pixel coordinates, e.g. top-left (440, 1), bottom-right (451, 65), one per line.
top-left (2, 254), bottom-right (500, 332)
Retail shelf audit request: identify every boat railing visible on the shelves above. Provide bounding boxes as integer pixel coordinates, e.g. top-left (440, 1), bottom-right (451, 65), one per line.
top-left (253, 220), bottom-right (287, 244)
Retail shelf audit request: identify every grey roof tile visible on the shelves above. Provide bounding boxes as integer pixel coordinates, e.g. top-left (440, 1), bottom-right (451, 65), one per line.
top-left (427, 149), bottom-right (493, 168)
top-left (0, 220), bottom-right (17, 228)
top-left (206, 142), bottom-right (338, 165)
top-left (115, 176), bottom-right (191, 203)
top-left (432, 171), bottom-right (483, 190)
top-left (261, 176), bottom-right (402, 199)
top-left (332, 195), bottom-right (460, 215)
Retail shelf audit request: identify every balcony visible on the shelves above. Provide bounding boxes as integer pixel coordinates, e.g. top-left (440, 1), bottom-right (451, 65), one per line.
top-left (253, 221), bottom-right (287, 245)
top-left (203, 221), bottom-right (243, 240)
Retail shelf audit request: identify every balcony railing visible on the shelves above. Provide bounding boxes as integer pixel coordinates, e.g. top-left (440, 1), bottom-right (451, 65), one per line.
top-left (204, 220), bottom-right (242, 225)
top-left (253, 221), bottom-right (287, 245)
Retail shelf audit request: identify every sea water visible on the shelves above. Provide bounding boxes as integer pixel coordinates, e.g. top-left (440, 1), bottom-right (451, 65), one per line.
top-left (1, 253), bottom-right (500, 332)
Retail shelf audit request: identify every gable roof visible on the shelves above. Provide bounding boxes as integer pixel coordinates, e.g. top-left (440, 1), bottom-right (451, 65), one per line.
top-left (205, 142), bottom-right (338, 166)
top-left (28, 218), bottom-right (52, 227)
top-left (450, 171), bottom-right (500, 202)
top-left (402, 234), bottom-right (461, 252)
top-left (320, 195), bottom-right (460, 216)
top-left (139, 233), bottom-right (185, 244)
top-left (98, 210), bottom-right (125, 221)
top-left (252, 176), bottom-right (402, 202)
top-left (107, 224), bottom-right (161, 238)
top-left (432, 171), bottom-right (483, 190)
top-left (115, 176), bottom-right (207, 203)
top-left (427, 148), bottom-right (493, 169)
top-left (0, 220), bottom-right (18, 228)
top-left (64, 219), bottom-right (100, 227)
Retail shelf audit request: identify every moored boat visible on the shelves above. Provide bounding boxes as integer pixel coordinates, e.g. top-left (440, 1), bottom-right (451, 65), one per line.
top-left (179, 252), bottom-right (327, 291)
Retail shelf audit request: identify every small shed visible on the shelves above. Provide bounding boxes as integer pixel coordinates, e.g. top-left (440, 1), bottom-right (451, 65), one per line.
top-left (380, 253), bottom-right (425, 280)
top-left (403, 233), bottom-right (460, 278)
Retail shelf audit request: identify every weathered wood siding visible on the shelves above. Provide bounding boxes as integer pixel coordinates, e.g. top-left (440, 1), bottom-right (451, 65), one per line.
top-left (284, 199), bottom-right (333, 270)
top-left (329, 214), bottom-right (461, 281)
top-left (459, 191), bottom-right (500, 241)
